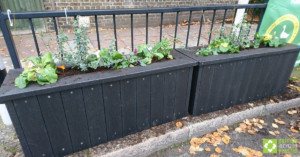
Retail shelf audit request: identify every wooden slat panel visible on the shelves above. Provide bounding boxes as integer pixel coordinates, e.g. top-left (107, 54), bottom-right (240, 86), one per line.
top-left (61, 89), bottom-right (91, 152)
top-left (102, 82), bottom-right (123, 140)
top-left (163, 71), bottom-right (176, 122)
top-left (82, 85), bottom-right (107, 146)
top-left (232, 60), bottom-right (247, 105)
top-left (247, 58), bottom-right (263, 102)
top-left (208, 64), bottom-right (225, 112)
top-left (151, 73), bottom-right (164, 126)
top-left (240, 59), bottom-right (256, 104)
top-left (121, 78), bottom-right (137, 136)
top-left (197, 65), bottom-right (215, 114)
top-left (174, 68), bottom-right (191, 118)
top-left (136, 76), bottom-right (151, 131)
top-left (5, 101), bottom-right (32, 157)
top-left (38, 93), bottom-right (73, 156)
top-left (13, 97), bottom-right (54, 156)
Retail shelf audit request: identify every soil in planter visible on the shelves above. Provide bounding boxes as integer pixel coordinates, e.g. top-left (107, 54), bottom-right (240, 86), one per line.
top-left (57, 57), bottom-right (172, 78)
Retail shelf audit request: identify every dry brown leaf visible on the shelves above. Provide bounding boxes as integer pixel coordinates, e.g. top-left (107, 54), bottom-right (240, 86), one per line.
top-left (256, 123), bottom-right (263, 129)
top-left (190, 138), bottom-right (201, 147)
top-left (57, 65), bottom-right (66, 70)
top-left (284, 155), bottom-right (292, 157)
top-left (178, 148), bottom-right (183, 153)
top-left (248, 130), bottom-right (256, 135)
top-left (205, 147), bottom-right (211, 152)
top-left (290, 126), bottom-right (299, 133)
top-left (276, 120), bottom-right (286, 125)
top-left (189, 146), bottom-right (204, 154)
top-left (274, 130), bottom-right (280, 135)
top-left (232, 146), bottom-right (262, 157)
top-left (288, 110), bottom-right (297, 115)
top-left (222, 134), bottom-right (231, 144)
top-left (259, 120), bottom-right (264, 124)
top-left (176, 122), bottom-right (183, 128)
top-left (235, 127), bottom-right (243, 133)
top-left (151, 126), bottom-right (157, 129)
top-left (272, 123), bottom-right (279, 129)
top-left (210, 153), bottom-right (219, 157)
top-left (219, 125), bottom-right (229, 131)
top-left (215, 147), bottom-right (222, 154)
top-left (248, 103), bottom-right (254, 107)
top-left (270, 99), bottom-right (275, 103)
top-left (269, 131), bottom-right (276, 136)
top-left (240, 123), bottom-right (247, 129)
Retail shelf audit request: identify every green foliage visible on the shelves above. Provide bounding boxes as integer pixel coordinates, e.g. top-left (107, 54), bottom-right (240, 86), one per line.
top-left (55, 17), bottom-right (91, 71)
top-left (15, 52), bottom-right (58, 89)
top-left (137, 38), bottom-right (174, 66)
top-left (97, 39), bottom-right (138, 69)
top-left (196, 14), bottom-right (286, 56)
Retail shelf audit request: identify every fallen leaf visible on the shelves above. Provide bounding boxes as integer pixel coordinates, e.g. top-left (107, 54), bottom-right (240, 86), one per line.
top-left (272, 123), bottom-right (279, 129)
top-left (219, 125), bottom-right (229, 131)
top-left (290, 126), bottom-right (299, 133)
top-left (248, 103), bottom-right (254, 107)
top-left (215, 147), bottom-right (222, 154)
top-left (269, 131), bottom-right (276, 136)
top-left (274, 131), bottom-right (280, 135)
top-left (151, 126), bottom-right (157, 129)
top-left (190, 138), bottom-right (201, 147)
top-left (176, 122), bottom-right (183, 128)
top-left (248, 130), bottom-right (256, 135)
top-left (178, 148), bottom-right (183, 153)
top-left (270, 99), bottom-right (275, 103)
top-left (235, 127), bottom-right (242, 133)
top-left (284, 155), bottom-right (292, 157)
top-left (189, 146), bottom-right (203, 154)
top-left (210, 153), bottom-right (219, 157)
top-left (288, 110), bottom-right (297, 115)
top-left (276, 120), bottom-right (286, 125)
top-left (205, 147), bottom-right (211, 152)
top-left (259, 120), bottom-right (264, 124)
top-left (232, 146), bottom-right (262, 157)
top-left (57, 65), bottom-right (66, 70)
top-left (222, 134), bottom-right (231, 144)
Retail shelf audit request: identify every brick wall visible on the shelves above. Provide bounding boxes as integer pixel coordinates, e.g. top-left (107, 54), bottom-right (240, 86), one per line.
top-left (43, 0), bottom-right (238, 30)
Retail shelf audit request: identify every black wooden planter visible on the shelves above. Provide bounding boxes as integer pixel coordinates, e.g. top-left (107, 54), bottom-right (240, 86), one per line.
top-left (0, 50), bottom-right (196, 157)
top-left (177, 44), bottom-right (300, 116)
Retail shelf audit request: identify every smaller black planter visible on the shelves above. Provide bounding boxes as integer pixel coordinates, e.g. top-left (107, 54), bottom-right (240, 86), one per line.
top-left (0, 50), bottom-right (196, 157)
top-left (177, 44), bottom-right (300, 116)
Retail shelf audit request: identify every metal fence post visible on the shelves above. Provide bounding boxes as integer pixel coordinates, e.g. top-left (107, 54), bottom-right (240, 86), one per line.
top-left (256, 0), bottom-right (269, 33)
top-left (0, 7), bottom-right (21, 69)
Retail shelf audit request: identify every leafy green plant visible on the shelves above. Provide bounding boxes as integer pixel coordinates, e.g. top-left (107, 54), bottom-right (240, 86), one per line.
top-left (137, 38), bottom-right (173, 66)
top-left (196, 14), bottom-right (286, 56)
top-left (15, 52), bottom-right (58, 89)
top-left (55, 17), bottom-right (91, 71)
top-left (98, 39), bottom-right (138, 69)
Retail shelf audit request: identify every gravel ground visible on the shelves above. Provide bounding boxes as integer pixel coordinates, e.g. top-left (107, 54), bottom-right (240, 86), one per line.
top-left (149, 107), bottom-right (300, 157)
top-left (0, 116), bottom-right (23, 157)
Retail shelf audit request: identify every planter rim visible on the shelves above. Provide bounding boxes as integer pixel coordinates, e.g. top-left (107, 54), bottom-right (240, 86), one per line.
top-left (0, 50), bottom-right (197, 103)
top-left (176, 44), bottom-right (300, 66)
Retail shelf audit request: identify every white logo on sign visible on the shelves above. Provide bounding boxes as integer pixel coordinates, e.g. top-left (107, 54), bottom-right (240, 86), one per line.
top-left (264, 140), bottom-right (277, 153)
top-left (291, 0), bottom-right (300, 4)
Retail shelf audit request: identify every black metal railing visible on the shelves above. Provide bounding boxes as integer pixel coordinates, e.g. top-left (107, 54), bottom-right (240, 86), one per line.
top-left (0, 3), bottom-right (268, 69)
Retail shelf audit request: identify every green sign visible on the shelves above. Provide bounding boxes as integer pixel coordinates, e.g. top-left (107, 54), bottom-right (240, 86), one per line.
top-left (263, 139), bottom-right (298, 154)
top-left (263, 139), bottom-right (277, 153)
top-left (259, 0), bottom-right (300, 66)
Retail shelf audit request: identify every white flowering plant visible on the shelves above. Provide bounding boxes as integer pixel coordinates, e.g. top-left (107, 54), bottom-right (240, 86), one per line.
top-left (15, 52), bottom-right (58, 89)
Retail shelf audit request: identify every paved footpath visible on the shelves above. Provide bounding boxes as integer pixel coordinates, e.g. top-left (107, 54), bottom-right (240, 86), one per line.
top-left (149, 107), bottom-right (300, 157)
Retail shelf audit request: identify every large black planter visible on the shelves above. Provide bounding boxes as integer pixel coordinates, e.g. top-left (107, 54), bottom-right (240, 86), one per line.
top-left (177, 44), bottom-right (300, 116)
top-left (0, 50), bottom-right (196, 157)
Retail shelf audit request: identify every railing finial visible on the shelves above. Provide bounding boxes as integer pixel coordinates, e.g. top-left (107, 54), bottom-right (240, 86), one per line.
top-left (64, 8), bottom-right (69, 24)
top-left (7, 9), bottom-right (13, 26)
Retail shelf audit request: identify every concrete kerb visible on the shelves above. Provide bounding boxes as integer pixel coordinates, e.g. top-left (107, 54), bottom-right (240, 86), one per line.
top-left (100, 97), bottom-right (300, 157)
